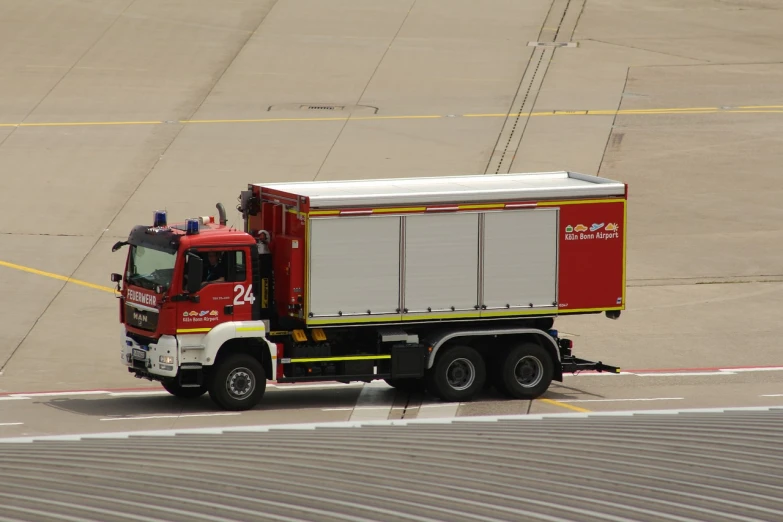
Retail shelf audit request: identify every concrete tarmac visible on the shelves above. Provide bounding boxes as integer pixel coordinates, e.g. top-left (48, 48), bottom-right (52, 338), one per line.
top-left (0, 0), bottom-right (782, 437)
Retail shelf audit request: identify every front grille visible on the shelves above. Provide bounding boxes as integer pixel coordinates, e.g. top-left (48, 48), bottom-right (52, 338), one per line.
top-left (125, 304), bottom-right (159, 332)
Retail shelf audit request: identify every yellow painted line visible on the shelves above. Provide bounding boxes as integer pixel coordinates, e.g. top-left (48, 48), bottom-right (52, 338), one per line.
top-left (309, 210), bottom-right (340, 216)
top-left (21, 120), bottom-right (164, 127)
top-left (1, 104), bottom-right (781, 130)
top-left (538, 398), bottom-right (591, 413)
top-left (0, 260), bottom-right (116, 294)
top-left (182, 117), bottom-right (348, 124)
top-left (177, 328), bottom-right (212, 334)
top-left (463, 113), bottom-right (519, 118)
top-left (351, 115), bottom-right (442, 120)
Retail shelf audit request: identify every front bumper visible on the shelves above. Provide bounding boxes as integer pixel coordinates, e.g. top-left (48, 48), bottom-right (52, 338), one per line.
top-left (121, 328), bottom-right (179, 378)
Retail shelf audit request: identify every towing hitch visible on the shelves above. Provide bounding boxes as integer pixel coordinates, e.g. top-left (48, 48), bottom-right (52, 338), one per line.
top-left (561, 356), bottom-right (621, 374)
top-left (553, 332), bottom-right (621, 374)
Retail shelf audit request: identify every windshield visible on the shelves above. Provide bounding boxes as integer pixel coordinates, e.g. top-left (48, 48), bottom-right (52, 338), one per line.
top-left (127, 245), bottom-right (177, 291)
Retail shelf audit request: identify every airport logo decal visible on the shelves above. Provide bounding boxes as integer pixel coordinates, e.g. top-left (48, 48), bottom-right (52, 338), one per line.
top-left (182, 310), bottom-right (220, 324)
top-left (565, 223), bottom-right (619, 241)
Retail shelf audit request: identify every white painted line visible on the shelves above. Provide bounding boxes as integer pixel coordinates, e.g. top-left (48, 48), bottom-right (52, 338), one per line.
top-left (761, 394), bottom-right (783, 397)
top-left (349, 381), bottom-right (396, 421)
top-left (0, 423), bottom-right (23, 427)
top-left (3, 405), bottom-right (783, 443)
top-left (559, 397), bottom-right (684, 403)
top-left (100, 413), bottom-right (240, 421)
top-left (0, 397), bottom-right (31, 402)
top-left (635, 372), bottom-right (734, 377)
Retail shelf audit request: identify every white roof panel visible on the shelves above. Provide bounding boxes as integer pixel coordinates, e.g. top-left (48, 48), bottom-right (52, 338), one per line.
top-left (254, 171), bottom-right (625, 209)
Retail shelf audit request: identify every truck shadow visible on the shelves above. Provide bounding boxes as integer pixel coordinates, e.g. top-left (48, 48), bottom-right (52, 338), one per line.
top-left (37, 386), bottom-right (365, 418)
top-left (35, 381), bottom-right (601, 419)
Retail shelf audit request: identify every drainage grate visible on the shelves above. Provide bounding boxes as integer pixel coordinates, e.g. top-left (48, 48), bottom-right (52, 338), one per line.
top-left (267, 104), bottom-right (379, 115)
top-left (527, 41), bottom-right (578, 47)
top-left (302, 105), bottom-right (343, 111)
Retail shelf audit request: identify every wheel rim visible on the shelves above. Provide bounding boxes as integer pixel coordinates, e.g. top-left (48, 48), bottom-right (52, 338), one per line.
top-left (226, 367), bottom-right (255, 400)
top-left (514, 356), bottom-right (544, 388)
top-left (446, 358), bottom-right (475, 391)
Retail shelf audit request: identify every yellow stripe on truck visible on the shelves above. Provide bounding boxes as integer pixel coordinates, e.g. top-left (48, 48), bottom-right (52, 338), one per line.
top-left (285, 355), bottom-right (392, 363)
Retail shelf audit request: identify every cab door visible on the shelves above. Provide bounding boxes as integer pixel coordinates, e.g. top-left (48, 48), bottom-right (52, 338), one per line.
top-left (177, 247), bottom-right (254, 333)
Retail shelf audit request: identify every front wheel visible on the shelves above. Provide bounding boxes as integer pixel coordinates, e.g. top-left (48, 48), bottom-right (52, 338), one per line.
top-left (496, 342), bottom-right (554, 400)
top-left (161, 379), bottom-right (207, 399)
top-left (208, 354), bottom-right (266, 411)
top-left (425, 344), bottom-right (486, 402)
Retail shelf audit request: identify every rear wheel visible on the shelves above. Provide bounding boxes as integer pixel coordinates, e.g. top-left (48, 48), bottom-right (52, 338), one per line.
top-left (496, 342), bottom-right (554, 400)
top-left (425, 344), bottom-right (486, 402)
top-left (208, 354), bottom-right (266, 411)
top-left (161, 379), bottom-right (207, 399)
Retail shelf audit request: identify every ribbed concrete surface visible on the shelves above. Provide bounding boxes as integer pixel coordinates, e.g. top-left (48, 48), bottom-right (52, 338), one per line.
top-left (0, 408), bottom-right (781, 521)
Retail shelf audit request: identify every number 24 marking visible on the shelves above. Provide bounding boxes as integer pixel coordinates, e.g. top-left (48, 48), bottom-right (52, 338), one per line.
top-left (233, 284), bottom-right (256, 306)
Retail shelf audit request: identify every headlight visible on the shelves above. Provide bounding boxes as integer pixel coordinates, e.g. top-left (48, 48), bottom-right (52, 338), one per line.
top-left (159, 356), bottom-right (174, 364)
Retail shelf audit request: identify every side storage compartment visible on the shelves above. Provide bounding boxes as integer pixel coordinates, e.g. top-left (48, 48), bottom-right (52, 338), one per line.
top-left (403, 212), bottom-right (480, 316)
top-left (481, 208), bottom-right (559, 316)
top-left (307, 215), bottom-right (402, 320)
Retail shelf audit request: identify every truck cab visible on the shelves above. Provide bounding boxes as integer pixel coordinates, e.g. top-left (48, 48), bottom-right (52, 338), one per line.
top-left (113, 209), bottom-right (277, 410)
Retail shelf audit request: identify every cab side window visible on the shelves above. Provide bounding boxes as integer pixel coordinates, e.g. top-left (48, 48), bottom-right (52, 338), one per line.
top-left (182, 249), bottom-right (247, 288)
top-left (230, 251), bottom-right (247, 282)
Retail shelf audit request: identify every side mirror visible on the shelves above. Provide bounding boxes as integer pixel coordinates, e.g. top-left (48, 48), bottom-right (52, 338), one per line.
top-left (111, 273), bottom-right (122, 283)
top-left (186, 254), bottom-right (203, 294)
top-left (111, 241), bottom-right (128, 252)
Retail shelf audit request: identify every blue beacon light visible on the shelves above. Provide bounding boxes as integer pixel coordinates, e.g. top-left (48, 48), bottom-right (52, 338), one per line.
top-left (186, 218), bottom-right (200, 235)
top-left (153, 210), bottom-right (167, 228)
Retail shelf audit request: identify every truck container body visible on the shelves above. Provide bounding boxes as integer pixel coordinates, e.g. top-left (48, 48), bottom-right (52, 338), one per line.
top-left (114, 172), bottom-right (625, 410)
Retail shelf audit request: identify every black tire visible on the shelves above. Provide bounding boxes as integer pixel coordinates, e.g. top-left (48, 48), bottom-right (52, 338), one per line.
top-left (161, 379), bottom-right (208, 399)
top-left (208, 354), bottom-right (266, 411)
top-left (497, 342), bottom-right (554, 400)
top-left (425, 344), bottom-right (486, 402)
top-left (384, 378), bottom-right (426, 393)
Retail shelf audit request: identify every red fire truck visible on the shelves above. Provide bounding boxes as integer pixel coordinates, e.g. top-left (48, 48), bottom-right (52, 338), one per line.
top-left (112, 172), bottom-right (626, 410)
